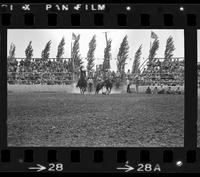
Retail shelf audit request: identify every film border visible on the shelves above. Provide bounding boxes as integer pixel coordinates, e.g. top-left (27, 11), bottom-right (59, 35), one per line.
top-left (0, 3), bottom-right (199, 173)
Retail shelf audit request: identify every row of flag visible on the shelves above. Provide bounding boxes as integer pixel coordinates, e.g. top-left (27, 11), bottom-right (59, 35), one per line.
top-left (73, 31), bottom-right (158, 40)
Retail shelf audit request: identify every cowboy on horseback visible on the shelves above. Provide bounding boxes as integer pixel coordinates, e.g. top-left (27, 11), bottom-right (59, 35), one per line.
top-left (80, 66), bottom-right (86, 78)
top-left (95, 76), bottom-right (104, 94)
top-left (76, 66), bottom-right (87, 94)
top-left (104, 75), bottom-right (113, 94)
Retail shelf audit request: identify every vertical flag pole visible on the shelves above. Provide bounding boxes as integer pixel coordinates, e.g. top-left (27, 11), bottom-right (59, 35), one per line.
top-left (71, 34), bottom-right (75, 82)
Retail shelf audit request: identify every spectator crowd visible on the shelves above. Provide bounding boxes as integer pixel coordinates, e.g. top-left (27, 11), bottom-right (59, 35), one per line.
top-left (135, 58), bottom-right (184, 86)
top-left (8, 58), bottom-right (72, 85)
top-left (198, 63), bottom-right (200, 88)
top-left (7, 57), bottom-right (184, 87)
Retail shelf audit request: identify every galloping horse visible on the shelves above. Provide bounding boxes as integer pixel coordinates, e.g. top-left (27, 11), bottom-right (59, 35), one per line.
top-left (95, 81), bottom-right (104, 94)
top-left (104, 78), bottom-right (113, 94)
top-left (76, 70), bottom-right (87, 94)
top-left (95, 78), bottom-right (113, 94)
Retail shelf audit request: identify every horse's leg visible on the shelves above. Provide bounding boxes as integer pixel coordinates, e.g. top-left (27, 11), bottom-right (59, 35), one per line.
top-left (107, 85), bottom-right (110, 94)
top-left (95, 85), bottom-right (99, 94)
top-left (109, 87), bottom-right (112, 93)
top-left (90, 85), bottom-right (92, 92)
top-left (107, 87), bottom-right (109, 94)
top-left (106, 87), bottom-right (108, 95)
top-left (108, 86), bottom-right (111, 94)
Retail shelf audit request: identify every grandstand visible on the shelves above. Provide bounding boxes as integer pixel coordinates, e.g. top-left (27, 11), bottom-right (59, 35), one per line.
top-left (138, 57), bottom-right (184, 86)
top-left (198, 62), bottom-right (200, 88)
top-left (7, 57), bottom-right (184, 87)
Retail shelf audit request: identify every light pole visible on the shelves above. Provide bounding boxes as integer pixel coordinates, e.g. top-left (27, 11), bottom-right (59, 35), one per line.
top-left (103, 31), bottom-right (110, 74)
top-left (103, 31), bottom-right (109, 44)
top-left (71, 39), bottom-right (75, 82)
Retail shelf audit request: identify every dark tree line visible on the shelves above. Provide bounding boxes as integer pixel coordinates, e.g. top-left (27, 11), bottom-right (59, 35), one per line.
top-left (87, 35), bottom-right (96, 75)
top-left (132, 45), bottom-right (142, 75)
top-left (8, 31), bottom-right (176, 75)
top-left (117, 35), bottom-right (129, 78)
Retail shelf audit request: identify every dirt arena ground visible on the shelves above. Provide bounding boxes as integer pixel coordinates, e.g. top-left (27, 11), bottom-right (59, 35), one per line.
top-left (7, 90), bottom-right (184, 147)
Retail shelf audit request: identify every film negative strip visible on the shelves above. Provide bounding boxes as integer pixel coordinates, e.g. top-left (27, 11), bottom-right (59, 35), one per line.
top-left (0, 2), bottom-right (199, 173)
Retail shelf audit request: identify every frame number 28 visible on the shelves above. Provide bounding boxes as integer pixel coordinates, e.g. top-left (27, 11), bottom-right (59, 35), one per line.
top-left (48, 163), bottom-right (64, 172)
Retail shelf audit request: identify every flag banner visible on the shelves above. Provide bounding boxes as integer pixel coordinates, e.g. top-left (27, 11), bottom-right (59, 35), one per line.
top-left (72, 33), bottom-right (76, 40)
top-left (151, 31), bottom-right (158, 39)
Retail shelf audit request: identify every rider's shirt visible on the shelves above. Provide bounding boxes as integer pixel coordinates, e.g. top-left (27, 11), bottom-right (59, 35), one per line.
top-left (88, 78), bottom-right (93, 84)
top-left (116, 72), bottom-right (120, 78)
top-left (127, 79), bottom-right (130, 85)
top-left (80, 69), bottom-right (86, 78)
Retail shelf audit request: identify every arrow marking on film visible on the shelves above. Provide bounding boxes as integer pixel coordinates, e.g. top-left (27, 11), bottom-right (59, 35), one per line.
top-left (116, 164), bottom-right (134, 172)
top-left (28, 164), bottom-right (46, 172)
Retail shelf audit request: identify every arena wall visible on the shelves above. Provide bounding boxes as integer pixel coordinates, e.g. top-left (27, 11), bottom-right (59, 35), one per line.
top-left (8, 84), bottom-right (185, 93)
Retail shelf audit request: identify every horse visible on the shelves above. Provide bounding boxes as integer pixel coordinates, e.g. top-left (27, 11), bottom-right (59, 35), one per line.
top-left (76, 72), bottom-right (87, 94)
top-left (95, 78), bottom-right (113, 94)
top-left (104, 78), bottom-right (113, 94)
top-left (95, 81), bottom-right (104, 94)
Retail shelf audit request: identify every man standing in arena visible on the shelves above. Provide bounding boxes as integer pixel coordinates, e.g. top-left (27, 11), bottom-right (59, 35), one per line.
top-left (126, 69), bottom-right (131, 80)
top-left (135, 76), bottom-right (140, 93)
top-left (127, 78), bottom-right (131, 93)
top-left (87, 76), bottom-right (93, 92)
top-left (158, 84), bottom-right (165, 94)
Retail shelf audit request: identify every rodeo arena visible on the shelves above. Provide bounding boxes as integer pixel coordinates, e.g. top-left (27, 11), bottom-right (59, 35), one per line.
top-left (7, 32), bottom-right (185, 147)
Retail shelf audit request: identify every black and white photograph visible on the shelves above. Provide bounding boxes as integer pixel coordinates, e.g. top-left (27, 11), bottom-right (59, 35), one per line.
top-left (197, 30), bottom-right (200, 147)
top-left (7, 29), bottom-right (184, 147)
